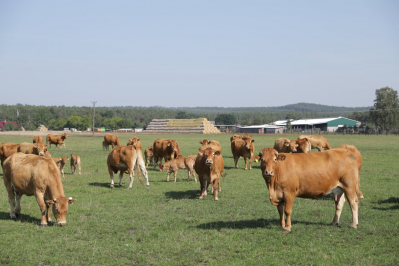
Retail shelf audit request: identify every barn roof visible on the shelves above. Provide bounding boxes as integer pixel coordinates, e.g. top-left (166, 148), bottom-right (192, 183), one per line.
top-left (0, 121), bottom-right (18, 129)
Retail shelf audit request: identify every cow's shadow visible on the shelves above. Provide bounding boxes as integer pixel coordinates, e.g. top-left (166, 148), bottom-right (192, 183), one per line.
top-left (165, 190), bottom-right (199, 200)
top-left (195, 218), bottom-right (328, 230)
top-left (0, 211), bottom-right (43, 225)
top-left (88, 182), bottom-right (112, 188)
top-left (372, 197), bottom-right (399, 210)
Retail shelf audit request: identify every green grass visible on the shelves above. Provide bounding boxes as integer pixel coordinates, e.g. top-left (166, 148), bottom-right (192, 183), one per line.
top-left (0, 133), bottom-right (398, 265)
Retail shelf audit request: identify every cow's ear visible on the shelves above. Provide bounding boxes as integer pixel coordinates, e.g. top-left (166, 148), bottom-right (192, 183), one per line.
top-left (258, 151), bottom-right (263, 156)
top-left (199, 141), bottom-right (203, 144)
top-left (277, 155), bottom-right (286, 161)
top-left (251, 140), bottom-right (255, 143)
top-left (215, 150), bottom-right (221, 156)
top-left (68, 197), bottom-right (77, 204)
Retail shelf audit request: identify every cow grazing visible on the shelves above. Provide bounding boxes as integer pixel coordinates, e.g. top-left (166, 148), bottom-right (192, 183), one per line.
top-left (231, 136), bottom-right (255, 170)
top-left (0, 142), bottom-right (19, 167)
top-left (102, 140), bottom-right (108, 151)
top-left (298, 135), bottom-right (332, 151)
top-left (103, 134), bottom-right (120, 150)
top-left (144, 146), bottom-right (154, 167)
top-left (288, 138), bottom-right (312, 153)
top-left (159, 155), bottom-right (197, 182)
top-left (50, 157), bottom-right (69, 179)
top-left (195, 145), bottom-right (224, 200)
top-left (17, 142), bottom-right (48, 156)
top-left (258, 148), bottom-right (361, 231)
top-left (46, 133), bottom-right (68, 148)
top-left (3, 153), bottom-right (76, 226)
top-left (152, 138), bottom-right (182, 169)
top-left (33, 135), bottom-right (44, 144)
top-left (70, 154), bottom-right (81, 175)
top-left (107, 145), bottom-right (149, 188)
top-left (273, 138), bottom-right (292, 153)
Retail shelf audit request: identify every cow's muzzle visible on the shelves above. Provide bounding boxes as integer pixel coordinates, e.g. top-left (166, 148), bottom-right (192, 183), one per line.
top-left (263, 170), bottom-right (274, 176)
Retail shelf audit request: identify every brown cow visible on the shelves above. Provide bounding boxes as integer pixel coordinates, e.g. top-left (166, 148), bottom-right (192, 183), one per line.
top-left (258, 148), bottom-right (361, 231)
top-left (273, 138), bottom-right (292, 153)
top-left (46, 133), bottom-right (68, 148)
top-left (17, 142), bottom-right (48, 156)
top-left (70, 154), bottom-right (81, 175)
top-left (152, 138), bottom-right (182, 169)
top-left (159, 155), bottom-right (197, 182)
top-left (127, 136), bottom-right (142, 150)
top-left (107, 145), bottom-right (149, 188)
top-left (33, 135), bottom-right (44, 144)
top-left (0, 142), bottom-right (19, 167)
top-left (144, 146), bottom-right (154, 167)
top-left (103, 134), bottom-right (120, 150)
top-left (102, 140), bottom-right (108, 151)
top-left (231, 136), bottom-right (255, 169)
top-left (298, 135), bottom-right (332, 151)
top-left (50, 157), bottom-right (69, 179)
top-left (195, 145), bottom-right (224, 200)
top-left (3, 153), bottom-right (76, 226)
top-left (288, 138), bottom-right (312, 153)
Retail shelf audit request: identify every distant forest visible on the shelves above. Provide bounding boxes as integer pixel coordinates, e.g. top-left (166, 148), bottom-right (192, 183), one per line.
top-left (0, 103), bottom-right (372, 131)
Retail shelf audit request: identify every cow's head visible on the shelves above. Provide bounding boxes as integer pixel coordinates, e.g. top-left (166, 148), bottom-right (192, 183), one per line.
top-left (288, 140), bottom-right (299, 153)
top-left (199, 139), bottom-right (209, 146)
top-left (259, 148), bottom-right (284, 177)
top-left (45, 197), bottom-right (76, 226)
top-left (169, 140), bottom-right (179, 152)
top-left (62, 133), bottom-right (68, 139)
top-left (127, 137), bottom-right (141, 149)
top-left (201, 147), bottom-right (221, 166)
top-left (242, 137), bottom-right (254, 150)
top-left (33, 144), bottom-right (48, 156)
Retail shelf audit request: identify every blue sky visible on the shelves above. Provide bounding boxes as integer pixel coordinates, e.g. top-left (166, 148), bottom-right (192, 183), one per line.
top-left (0, 1), bottom-right (398, 108)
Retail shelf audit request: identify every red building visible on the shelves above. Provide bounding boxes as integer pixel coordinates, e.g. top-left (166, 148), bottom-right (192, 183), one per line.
top-left (0, 121), bottom-right (18, 130)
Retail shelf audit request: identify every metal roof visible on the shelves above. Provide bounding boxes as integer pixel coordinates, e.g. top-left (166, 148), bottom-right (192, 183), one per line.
top-left (272, 117), bottom-right (359, 126)
top-left (237, 124), bottom-right (284, 129)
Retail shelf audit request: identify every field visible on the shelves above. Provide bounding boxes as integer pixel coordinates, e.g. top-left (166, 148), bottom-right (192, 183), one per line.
top-left (0, 132), bottom-right (398, 265)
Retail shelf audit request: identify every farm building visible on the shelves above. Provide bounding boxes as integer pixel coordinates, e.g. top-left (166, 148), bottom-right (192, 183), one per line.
top-left (272, 117), bottom-right (360, 132)
top-left (0, 121), bottom-right (18, 130)
top-left (236, 124), bottom-right (284, 134)
top-left (145, 118), bottom-right (220, 134)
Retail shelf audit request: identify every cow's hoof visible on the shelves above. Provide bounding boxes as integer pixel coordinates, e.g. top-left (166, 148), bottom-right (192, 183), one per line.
top-left (15, 212), bottom-right (20, 217)
top-left (214, 198), bottom-right (219, 201)
top-left (47, 219), bottom-right (53, 223)
top-left (128, 187), bottom-right (132, 189)
top-left (41, 223), bottom-right (48, 227)
top-left (146, 184), bottom-right (150, 188)
top-left (119, 184), bottom-right (122, 187)
top-left (10, 215), bottom-right (17, 220)
top-left (199, 197), bottom-right (203, 200)
top-left (110, 185), bottom-right (114, 189)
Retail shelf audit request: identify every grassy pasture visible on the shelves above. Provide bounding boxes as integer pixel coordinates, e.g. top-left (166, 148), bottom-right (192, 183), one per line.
top-left (0, 133), bottom-right (398, 265)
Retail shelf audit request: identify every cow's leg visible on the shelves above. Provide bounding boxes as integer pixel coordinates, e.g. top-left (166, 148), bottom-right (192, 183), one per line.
top-left (331, 194), bottom-right (346, 226)
top-left (71, 164), bottom-right (74, 174)
top-left (187, 170), bottom-right (191, 181)
top-left (173, 170), bottom-right (177, 183)
top-left (166, 171), bottom-right (170, 182)
top-left (345, 190), bottom-right (359, 228)
top-left (283, 197), bottom-right (294, 231)
top-left (119, 171), bottom-right (124, 187)
top-left (233, 154), bottom-right (239, 168)
top-left (108, 167), bottom-right (115, 188)
top-left (199, 178), bottom-right (206, 199)
top-left (61, 168), bottom-right (65, 179)
top-left (6, 184), bottom-right (17, 219)
top-left (212, 178), bottom-right (219, 201)
top-left (153, 155), bottom-right (158, 170)
top-left (46, 203), bottom-right (52, 223)
top-left (244, 157), bottom-right (248, 170)
top-left (249, 156), bottom-right (252, 170)
top-left (135, 153), bottom-right (149, 187)
top-left (277, 202), bottom-right (285, 228)
top-left (35, 192), bottom-right (48, 226)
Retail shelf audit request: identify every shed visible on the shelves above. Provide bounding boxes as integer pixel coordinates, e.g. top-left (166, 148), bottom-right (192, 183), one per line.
top-left (237, 124), bottom-right (284, 134)
top-left (272, 117), bottom-right (360, 132)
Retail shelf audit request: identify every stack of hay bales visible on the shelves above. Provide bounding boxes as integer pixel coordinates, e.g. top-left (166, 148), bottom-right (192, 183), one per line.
top-left (145, 118), bottom-right (220, 134)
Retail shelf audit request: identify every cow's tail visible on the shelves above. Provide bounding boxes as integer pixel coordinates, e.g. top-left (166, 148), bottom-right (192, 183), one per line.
top-left (135, 149), bottom-right (150, 187)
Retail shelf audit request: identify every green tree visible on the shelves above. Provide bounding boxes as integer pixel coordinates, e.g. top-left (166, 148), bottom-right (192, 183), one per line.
top-left (49, 118), bottom-right (67, 130)
top-left (67, 115), bottom-right (91, 131)
top-left (369, 87), bottom-right (399, 132)
top-left (215, 114), bottom-right (237, 125)
top-left (4, 122), bottom-right (17, 131)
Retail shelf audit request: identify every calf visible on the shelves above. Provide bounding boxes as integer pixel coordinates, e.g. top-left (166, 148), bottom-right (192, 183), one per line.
top-left (231, 136), bottom-right (255, 169)
top-left (70, 154), bottom-right (81, 175)
top-left (195, 145), bottom-right (224, 201)
top-left (51, 157), bottom-right (69, 179)
top-left (3, 153), bottom-right (76, 226)
top-left (102, 140), bottom-right (109, 151)
top-left (144, 146), bottom-right (154, 167)
top-left (159, 155), bottom-right (197, 182)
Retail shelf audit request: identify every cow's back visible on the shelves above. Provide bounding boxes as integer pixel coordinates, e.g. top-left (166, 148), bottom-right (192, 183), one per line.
top-left (33, 135), bottom-right (44, 144)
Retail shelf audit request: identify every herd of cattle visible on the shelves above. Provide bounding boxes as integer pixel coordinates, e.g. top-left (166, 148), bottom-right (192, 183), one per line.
top-left (1, 132), bottom-right (363, 231)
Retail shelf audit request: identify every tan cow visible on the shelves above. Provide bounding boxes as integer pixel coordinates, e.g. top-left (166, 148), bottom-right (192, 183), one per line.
top-left (3, 153), bottom-right (77, 226)
top-left (17, 142), bottom-right (48, 156)
top-left (258, 147), bottom-right (361, 231)
top-left (231, 136), bottom-right (255, 169)
top-left (102, 140), bottom-right (108, 151)
top-left (46, 133), bottom-right (68, 148)
top-left (298, 135), bottom-right (332, 151)
top-left (195, 145), bottom-right (224, 200)
top-left (159, 155), bottom-right (197, 182)
top-left (103, 134), bottom-right (120, 150)
top-left (288, 138), bottom-right (312, 153)
top-left (0, 142), bottom-right (19, 167)
top-left (152, 138), bottom-right (182, 169)
top-left (127, 136), bottom-right (142, 150)
top-left (144, 146), bottom-right (154, 167)
top-left (273, 138), bottom-right (292, 153)
top-left (70, 154), bottom-right (81, 175)
top-left (107, 145), bottom-right (149, 188)
top-left (50, 157), bottom-right (69, 179)
top-left (33, 135), bottom-right (44, 144)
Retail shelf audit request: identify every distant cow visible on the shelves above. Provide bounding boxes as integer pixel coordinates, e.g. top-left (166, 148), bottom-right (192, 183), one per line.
top-left (50, 157), bottom-right (69, 179)
top-left (159, 155), bottom-right (197, 182)
top-left (273, 138), bottom-right (292, 153)
top-left (46, 133), bottom-right (68, 148)
top-left (200, 139), bottom-right (222, 149)
top-left (258, 147), bottom-right (361, 231)
top-left (127, 136), bottom-right (142, 150)
top-left (195, 145), bottom-right (224, 200)
top-left (33, 135), bottom-right (44, 144)
top-left (3, 153), bottom-right (77, 226)
top-left (231, 135), bottom-right (255, 170)
top-left (107, 145), bottom-right (149, 189)
top-left (103, 134), bottom-right (120, 150)
top-left (152, 139), bottom-right (182, 169)
top-left (298, 135), bottom-right (332, 151)
top-left (0, 142), bottom-right (19, 167)
top-left (288, 138), bottom-right (311, 153)
top-left (17, 142), bottom-right (48, 156)
top-left (145, 146), bottom-right (154, 167)
top-left (102, 140), bottom-right (108, 151)
top-left (70, 154), bottom-right (81, 175)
